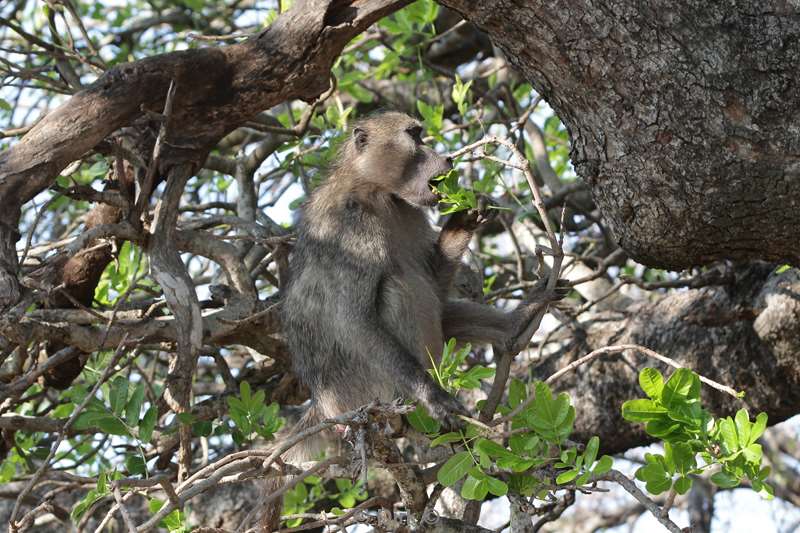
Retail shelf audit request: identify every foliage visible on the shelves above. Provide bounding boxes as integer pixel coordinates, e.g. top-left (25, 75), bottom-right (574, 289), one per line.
top-left (281, 476), bottom-right (368, 527)
top-left (226, 381), bottom-right (283, 444)
top-left (622, 368), bottom-right (773, 499)
top-left (148, 498), bottom-right (189, 533)
top-left (428, 375), bottom-right (612, 502)
top-left (428, 338), bottom-right (494, 393)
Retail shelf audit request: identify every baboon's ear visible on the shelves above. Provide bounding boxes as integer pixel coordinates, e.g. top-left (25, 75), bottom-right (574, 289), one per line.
top-left (353, 127), bottom-right (368, 152)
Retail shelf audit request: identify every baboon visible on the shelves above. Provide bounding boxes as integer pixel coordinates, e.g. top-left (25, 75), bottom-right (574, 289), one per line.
top-left (263, 112), bottom-right (561, 530)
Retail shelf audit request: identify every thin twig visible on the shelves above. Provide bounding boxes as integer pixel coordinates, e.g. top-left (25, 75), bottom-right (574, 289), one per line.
top-left (113, 484), bottom-right (137, 533)
top-left (135, 79), bottom-right (178, 215)
top-left (494, 343), bottom-right (742, 427)
top-left (599, 470), bottom-right (683, 533)
top-left (450, 137), bottom-right (565, 431)
top-left (8, 338), bottom-right (132, 531)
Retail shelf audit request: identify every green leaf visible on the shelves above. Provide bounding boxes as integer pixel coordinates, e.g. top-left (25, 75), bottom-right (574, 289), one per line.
top-left (86, 159), bottom-right (109, 178)
top-left (0, 98), bottom-right (11, 111)
top-left (486, 476), bottom-right (508, 497)
top-left (718, 417), bottom-right (739, 453)
top-left (148, 498), bottom-right (185, 531)
top-left (437, 451), bottom-right (473, 487)
top-left (239, 381), bottom-right (252, 408)
top-left (530, 382), bottom-right (570, 431)
top-left (192, 420), bottom-right (213, 437)
top-left (95, 414), bottom-right (129, 436)
top-left (508, 378), bottom-right (527, 407)
top-left (559, 448), bottom-right (576, 466)
top-left (742, 443), bottom-right (762, 463)
top-left (509, 432), bottom-right (539, 454)
top-left (72, 411), bottom-right (102, 431)
top-left (583, 436), bottom-right (599, 467)
top-left (638, 368), bottom-right (664, 400)
top-left (252, 389), bottom-right (266, 410)
top-left (109, 376), bottom-right (129, 416)
top-left (674, 476), bottom-right (692, 495)
top-left (407, 404), bottom-right (441, 435)
top-left (430, 432), bottom-right (462, 447)
top-left (710, 470), bottom-right (740, 489)
top-left (125, 455), bottom-right (147, 476)
top-left (749, 412), bottom-right (768, 445)
top-left (97, 471), bottom-right (108, 493)
top-left (416, 100), bottom-right (444, 132)
top-left (575, 471), bottom-right (592, 486)
top-left (71, 487), bottom-right (107, 522)
top-left (592, 455), bottom-right (613, 476)
top-left (621, 399), bottom-right (668, 422)
top-left (139, 406), bottom-right (158, 443)
top-left (125, 382), bottom-right (146, 426)
top-left (227, 396), bottom-right (246, 412)
top-left (556, 468), bottom-right (579, 485)
top-left (463, 365), bottom-right (495, 382)
top-left (666, 442), bottom-right (695, 475)
top-left (508, 473), bottom-right (538, 496)
top-left (758, 482), bottom-right (775, 500)
top-left (636, 459), bottom-right (672, 495)
top-left (461, 473), bottom-right (489, 500)
top-left (645, 418), bottom-right (680, 438)
top-left (475, 438), bottom-right (515, 460)
top-left (338, 493), bottom-right (356, 508)
top-left (451, 75), bottom-right (473, 115)
top-left (662, 368), bottom-right (697, 407)
top-left (734, 408), bottom-right (752, 446)
top-left (644, 475), bottom-right (672, 495)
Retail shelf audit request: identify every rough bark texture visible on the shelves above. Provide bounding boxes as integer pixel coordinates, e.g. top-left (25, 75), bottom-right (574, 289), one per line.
top-left (442, 0), bottom-right (800, 269)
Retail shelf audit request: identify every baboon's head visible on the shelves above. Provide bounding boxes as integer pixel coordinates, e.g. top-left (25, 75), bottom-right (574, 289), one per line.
top-left (343, 112), bottom-right (452, 207)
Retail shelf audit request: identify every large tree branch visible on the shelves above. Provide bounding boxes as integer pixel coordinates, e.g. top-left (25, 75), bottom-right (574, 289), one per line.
top-left (0, 0), bottom-right (410, 306)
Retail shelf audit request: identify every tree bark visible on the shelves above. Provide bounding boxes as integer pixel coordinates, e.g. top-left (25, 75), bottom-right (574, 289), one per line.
top-left (442, 0), bottom-right (800, 269)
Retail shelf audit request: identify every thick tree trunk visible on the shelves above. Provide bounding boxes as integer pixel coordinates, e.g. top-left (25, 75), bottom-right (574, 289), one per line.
top-left (442, 0), bottom-right (800, 269)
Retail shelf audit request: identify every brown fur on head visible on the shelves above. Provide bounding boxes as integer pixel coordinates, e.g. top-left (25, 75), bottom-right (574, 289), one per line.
top-left (329, 112), bottom-right (452, 207)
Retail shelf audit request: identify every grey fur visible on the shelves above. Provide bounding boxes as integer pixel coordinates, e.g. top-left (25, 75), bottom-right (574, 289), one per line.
top-left (281, 112), bottom-right (464, 424)
top-left (261, 112), bottom-right (559, 531)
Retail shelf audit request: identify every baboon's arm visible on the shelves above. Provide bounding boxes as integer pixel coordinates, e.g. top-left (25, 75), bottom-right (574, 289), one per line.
top-left (434, 209), bottom-right (482, 289)
top-left (441, 299), bottom-right (545, 353)
top-left (442, 279), bottom-right (565, 354)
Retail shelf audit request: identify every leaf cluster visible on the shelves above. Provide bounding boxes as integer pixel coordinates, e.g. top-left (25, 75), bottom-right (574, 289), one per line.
top-left (622, 368), bottom-right (772, 498)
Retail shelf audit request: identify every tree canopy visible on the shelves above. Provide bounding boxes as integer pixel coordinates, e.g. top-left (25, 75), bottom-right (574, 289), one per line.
top-left (1, 1), bottom-right (799, 532)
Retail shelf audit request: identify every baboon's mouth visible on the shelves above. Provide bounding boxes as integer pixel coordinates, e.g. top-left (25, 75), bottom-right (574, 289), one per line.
top-left (429, 174), bottom-right (447, 202)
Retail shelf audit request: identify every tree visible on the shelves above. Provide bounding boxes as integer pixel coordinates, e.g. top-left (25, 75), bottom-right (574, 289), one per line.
top-left (0, 1), bottom-right (797, 531)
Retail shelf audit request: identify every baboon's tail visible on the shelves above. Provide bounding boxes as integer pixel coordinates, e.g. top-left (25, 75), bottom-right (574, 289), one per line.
top-left (260, 403), bottom-right (325, 532)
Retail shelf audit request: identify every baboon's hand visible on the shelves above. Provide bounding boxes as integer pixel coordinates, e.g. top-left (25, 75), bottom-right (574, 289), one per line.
top-left (527, 277), bottom-right (571, 303)
top-left (422, 387), bottom-right (469, 433)
top-left (446, 201), bottom-right (496, 232)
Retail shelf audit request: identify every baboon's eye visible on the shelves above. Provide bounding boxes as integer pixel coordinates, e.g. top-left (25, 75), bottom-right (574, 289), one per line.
top-left (406, 125), bottom-right (424, 144)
